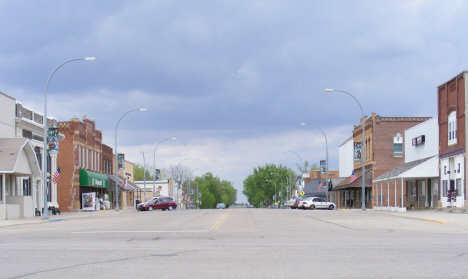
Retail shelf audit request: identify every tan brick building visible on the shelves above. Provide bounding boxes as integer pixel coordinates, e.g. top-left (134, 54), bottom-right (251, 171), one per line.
top-left (335, 113), bottom-right (431, 209)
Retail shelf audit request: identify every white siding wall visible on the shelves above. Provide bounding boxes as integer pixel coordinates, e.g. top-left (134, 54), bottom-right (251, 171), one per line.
top-left (339, 137), bottom-right (354, 177)
top-left (0, 93), bottom-right (16, 138)
top-left (404, 116), bottom-right (439, 163)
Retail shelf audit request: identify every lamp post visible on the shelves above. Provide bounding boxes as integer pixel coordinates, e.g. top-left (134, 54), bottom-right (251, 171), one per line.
top-left (115, 108), bottom-right (146, 212)
top-left (301, 123), bottom-right (329, 201)
top-left (265, 179), bottom-right (277, 206)
top-left (269, 172), bottom-right (284, 206)
top-left (42, 57), bottom-right (95, 219)
top-left (153, 138), bottom-right (177, 199)
top-left (326, 89), bottom-right (366, 211)
top-left (175, 158), bottom-right (192, 207)
top-left (188, 168), bottom-right (203, 210)
top-left (142, 152), bottom-right (146, 203)
top-left (284, 150), bottom-right (303, 172)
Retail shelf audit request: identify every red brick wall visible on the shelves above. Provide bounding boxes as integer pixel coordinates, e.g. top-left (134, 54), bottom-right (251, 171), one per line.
top-left (56, 117), bottom-right (105, 212)
top-left (438, 73), bottom-right (466, 156)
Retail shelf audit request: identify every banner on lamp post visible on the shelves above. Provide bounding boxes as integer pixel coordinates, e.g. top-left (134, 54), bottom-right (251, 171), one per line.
top-left (354, 142), bottom-right (362, 162)
top-left (47, 128), bottom-right (59, 154)
top-left (118, 154), bottom-right (125, 170)
top-left (320, 160), bottom-right (326, 174)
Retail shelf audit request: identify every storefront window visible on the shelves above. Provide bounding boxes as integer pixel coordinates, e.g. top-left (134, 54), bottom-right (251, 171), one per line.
top-left (456, 179), bottom-right (462, 196)
top-left (419, 181), bottom-right (426, 196)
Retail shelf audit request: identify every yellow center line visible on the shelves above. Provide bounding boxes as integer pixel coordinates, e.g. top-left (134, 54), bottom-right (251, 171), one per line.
top-left (210, 209), bottom-right (233, 231)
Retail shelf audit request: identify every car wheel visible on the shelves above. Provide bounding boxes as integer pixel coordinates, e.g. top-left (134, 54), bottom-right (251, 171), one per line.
top-left (148, 206), bottom-right (153, 211)
top-left (167, 205), bottom-right (173, 211)
top-left (162, 209), bottom-right (166, 211)
top-left (329, 205), bottom-right (334, 210)
top-left (310, 204), bottom-right (315, 210)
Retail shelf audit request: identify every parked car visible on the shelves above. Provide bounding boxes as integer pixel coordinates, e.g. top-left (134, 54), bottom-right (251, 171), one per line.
top-left (292, 196), bottom-right (308, 209)
top-left (286, 197), bottom-right (298, 209)
top-left (137, 196), bottom-right (177, 211)
top-left (298, 197), bottom-right (335, 210)
top-left (216, 203), bottom-right (226, 209)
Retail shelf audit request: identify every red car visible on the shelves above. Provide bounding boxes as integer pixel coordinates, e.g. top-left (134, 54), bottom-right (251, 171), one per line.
top-left (137, 196), bottom-right (177, 211)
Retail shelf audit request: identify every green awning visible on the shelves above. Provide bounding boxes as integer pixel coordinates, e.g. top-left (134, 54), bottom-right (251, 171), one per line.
top-left (79, 169), bottom-right (109, 189)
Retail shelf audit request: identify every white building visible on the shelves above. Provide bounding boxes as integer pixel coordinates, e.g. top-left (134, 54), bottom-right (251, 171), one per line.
top-left (0, 92), bottom-right (58, 219)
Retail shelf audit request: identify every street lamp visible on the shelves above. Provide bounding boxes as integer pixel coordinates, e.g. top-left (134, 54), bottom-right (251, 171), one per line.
top-left (175, 158), bottom-right (192, 207)
top-left (114, 108), bottom-right (146, 212)
top-left (326, 89), bottom-right (366, 211)
top-left (301, 123), bottom-right (329, 201)
top-left (265, 179), bottom-right (277, 206)
top-left (269, 172), bottom-right (284, 205)
top-left (153, 138), bottom-right (177, 199)
top-left (188, 168), bottom-right (203, 210)
top-left (284, 151), bottom-right (303, 198)
top-left (284, 151), bottom-right (303, 172)
top-left (42, 57), bottom-right (95, 219)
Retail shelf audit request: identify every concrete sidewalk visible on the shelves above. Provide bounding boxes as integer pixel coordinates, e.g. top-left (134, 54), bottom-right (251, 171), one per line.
top-left (360, 208), bottom-right (468, 228)
top-left (0, 210), bottom-right (126, 228)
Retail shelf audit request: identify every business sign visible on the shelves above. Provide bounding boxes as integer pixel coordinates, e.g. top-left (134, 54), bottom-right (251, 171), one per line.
top-left (320, 160), bottom-right (326, 174)
top-left (47, 128), bottom-right (59, 154)
top-left (412, 135), bottom-right (425, 146)
top-left (118, 154), bottom-right (125, 170)
top-left (354, 142), bottom-right (362, 162)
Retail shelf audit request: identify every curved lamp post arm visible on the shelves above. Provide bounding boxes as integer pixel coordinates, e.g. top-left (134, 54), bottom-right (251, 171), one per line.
top-left (326, 88), bottom-right (366, 211)
top-left (114, 108), bottom-right (146, 211)
top-left (153, 138), bottom-right (177, 198)
top-left (284, 150), bottom-right (304, 172)
top-left (301, 123), bottom-right (329, 201)
top-left (42, 57), bottom-right (95, 219)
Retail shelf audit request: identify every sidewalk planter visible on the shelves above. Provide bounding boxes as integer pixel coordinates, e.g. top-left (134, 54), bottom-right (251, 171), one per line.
top-left (397, 207), bottom-right (406, 213)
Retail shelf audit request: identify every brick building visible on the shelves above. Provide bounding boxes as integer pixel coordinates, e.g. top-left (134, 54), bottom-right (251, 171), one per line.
top-left (56, 115), bottom-right (108, 212)
top-left (335, 113), bottom-right (431, 209)
top-left (438, 71), bottom-right (466, 209)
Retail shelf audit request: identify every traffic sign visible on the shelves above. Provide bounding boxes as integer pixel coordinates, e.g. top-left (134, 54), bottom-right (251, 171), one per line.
top-left (300, 191), bottom-right (305, 196)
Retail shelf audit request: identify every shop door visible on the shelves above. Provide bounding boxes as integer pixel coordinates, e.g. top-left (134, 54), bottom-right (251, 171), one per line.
top-left (418, 180), bottom-right (427, 208)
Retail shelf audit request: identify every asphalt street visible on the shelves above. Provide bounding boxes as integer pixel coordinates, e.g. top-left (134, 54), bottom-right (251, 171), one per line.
top-left (1, 208), bottom-right (468, 279)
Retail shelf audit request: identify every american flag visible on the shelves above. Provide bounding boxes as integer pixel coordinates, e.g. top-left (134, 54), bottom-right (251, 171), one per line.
top-left (349, 171), bottom-right (358, 183)
top-left (52, 167), bottom-right (61, 183)
top-left (120, 179), bottom-right (126, 187)
top-left (318, 180), bottom-right (323, 191)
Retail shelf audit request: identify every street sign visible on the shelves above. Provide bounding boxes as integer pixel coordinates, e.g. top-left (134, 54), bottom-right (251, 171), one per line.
top-left (300, 191), bottom-right (305, 196)
top-left (279, 191), bottom-right (282, 196)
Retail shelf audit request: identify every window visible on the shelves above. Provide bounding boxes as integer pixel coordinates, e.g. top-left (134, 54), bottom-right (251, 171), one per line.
top-left (419, 181), bottom-right (426, 196)
top-left (0, 175), bottom-right (2, 201)
top-left (393, 133), bottom-right (403, 157)
top-left (409, 181), bottom-right (416, 196)
top-left (433, 179), bottom-right (439, 196)
top-left (442, 180), bottom-right (448, 197)
top-left (456, 179), bottom-right (462, 196)
top-left (23, 179), bottom-right (31, 196)
top-left (448, 111), bottom-right (457, 145)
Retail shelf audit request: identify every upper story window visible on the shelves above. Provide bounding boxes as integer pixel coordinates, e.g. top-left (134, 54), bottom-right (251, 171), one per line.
top-left (448, 111), bottom-right (457, 145)
top-left (393, 133), bottom-right (403, 157)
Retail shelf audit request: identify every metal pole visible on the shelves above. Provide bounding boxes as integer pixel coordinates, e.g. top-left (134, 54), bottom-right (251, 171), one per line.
top-left (265, 180), bottom-right (277, 206)
top-left (269, 173), bottom-right (283, 206)
top-left (142, 152), bottom-right (146, 203)
top-left (300, 123), bottom-right (329, 201)
top-left (153, 138), bottom-right (176, 199)
top-left (326, 89), bottom-right (366, 211)
top-left (42, 57), bottom-right (95, 219)
top-left (115, 108), bottom-right (146, 212)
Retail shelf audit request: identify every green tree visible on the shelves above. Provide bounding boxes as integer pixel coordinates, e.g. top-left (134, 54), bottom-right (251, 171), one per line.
top-left (295, 160), bottom-right (319, 174)
top-left (192, 172), bottom-right (237, 208)
top-left (243, 164), bottom-right (294, 207)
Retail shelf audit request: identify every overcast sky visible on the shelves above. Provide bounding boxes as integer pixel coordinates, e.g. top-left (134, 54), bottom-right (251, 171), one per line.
top-left (1, 1), bottom-right (467, 203)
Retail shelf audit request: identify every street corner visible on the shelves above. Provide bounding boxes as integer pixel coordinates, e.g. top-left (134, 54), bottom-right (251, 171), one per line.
top-left (424, 218), bottom-right (449, 225)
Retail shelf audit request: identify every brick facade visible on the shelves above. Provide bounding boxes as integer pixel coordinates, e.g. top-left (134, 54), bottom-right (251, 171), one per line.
top-left (56, 115), bottom-right (104, 212)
